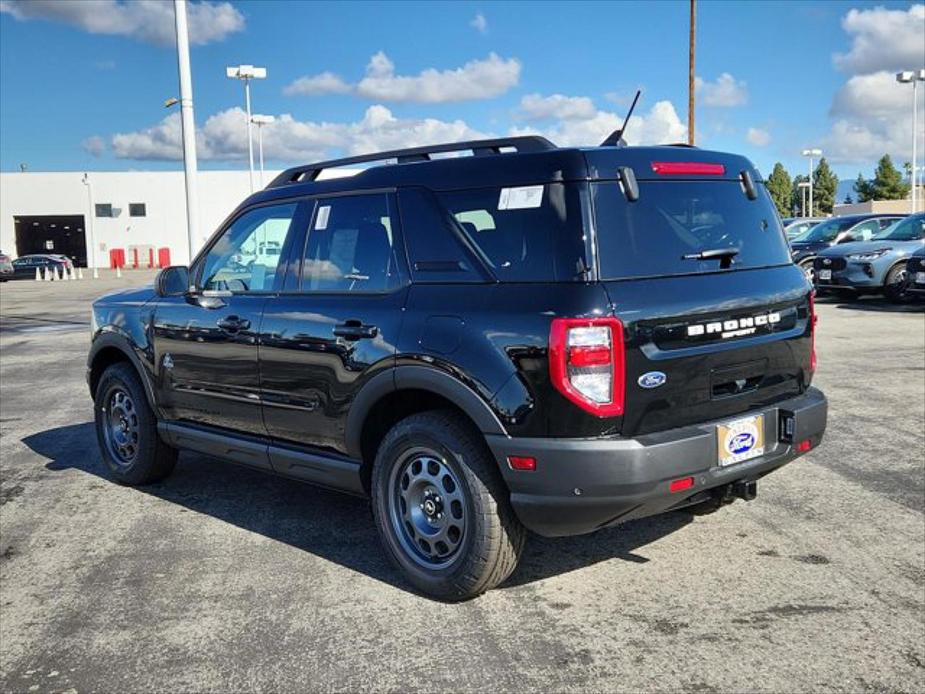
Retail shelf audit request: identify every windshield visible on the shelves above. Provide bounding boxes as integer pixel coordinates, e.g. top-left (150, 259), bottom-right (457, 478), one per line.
top-left (797, 217), bottom-right (860, 243)
top-left (872, 215), bottom-right (924, 241)
top-left (593, 180), bottom-right (790, 280)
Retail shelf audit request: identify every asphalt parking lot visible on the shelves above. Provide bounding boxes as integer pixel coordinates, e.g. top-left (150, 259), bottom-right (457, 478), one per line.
top-left (1, 272), bottom-right (923, 693)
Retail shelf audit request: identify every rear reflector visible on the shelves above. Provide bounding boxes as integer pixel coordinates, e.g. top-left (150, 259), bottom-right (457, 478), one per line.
top-left (651, 161), bottom-right (726, 176)
top-left (669, 476), bottom-right (695, 493)
top-left (507, 455), bottom-right (537, 471)
top-left (797, 440), bottom-right (812, 453)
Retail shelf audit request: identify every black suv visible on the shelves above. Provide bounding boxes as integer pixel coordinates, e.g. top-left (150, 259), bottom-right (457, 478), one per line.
top-left (88, 136), bottom-right (827, 600)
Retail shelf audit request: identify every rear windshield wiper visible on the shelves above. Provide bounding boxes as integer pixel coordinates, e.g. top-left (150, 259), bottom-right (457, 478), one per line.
top-left (682, 248), bottom-right (740, 269)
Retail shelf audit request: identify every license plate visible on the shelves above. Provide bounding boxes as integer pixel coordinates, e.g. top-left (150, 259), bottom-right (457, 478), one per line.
top-left (916, 272), bottom-right (925, 284)
top-left (818, 269), bottom-right (832, 281)
top-left (717, 415), bottom-right (765, 467)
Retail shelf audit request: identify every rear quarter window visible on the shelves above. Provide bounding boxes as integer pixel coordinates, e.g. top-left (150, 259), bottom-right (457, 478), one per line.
top-left (593, 180), bottom-right (791, 280)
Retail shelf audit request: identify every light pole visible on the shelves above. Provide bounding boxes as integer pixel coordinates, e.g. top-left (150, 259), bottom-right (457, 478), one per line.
top-left (801, 148), bottom-right (822, 217)
top-left (250, 114), bottom-right (274, 188)
top-left (798, 181), bottom-right (810, 218)
top-left (174, 0), bottom-right (201, 265)
top-left (81, 173), bottom-right (99, 278)
top-left (226, 64), bottom-right (267, 193)
top-left (896, 70), bottom-right (925, 213)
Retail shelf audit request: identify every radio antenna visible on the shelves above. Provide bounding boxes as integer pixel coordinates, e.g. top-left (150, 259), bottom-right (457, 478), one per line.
top-left (600, 89), bottom-right (641, 147)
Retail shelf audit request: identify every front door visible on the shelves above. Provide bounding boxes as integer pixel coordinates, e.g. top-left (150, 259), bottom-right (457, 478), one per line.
top-left (152, 200), bottom-right (308, 436)
top-left (259, 192), bottom-right (408, 455)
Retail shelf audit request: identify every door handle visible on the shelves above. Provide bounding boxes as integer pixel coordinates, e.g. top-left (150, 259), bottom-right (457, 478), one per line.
top-left (217, 315), bottom-right (251, 333)
top-left (333, 320), bottom-right (378, 340)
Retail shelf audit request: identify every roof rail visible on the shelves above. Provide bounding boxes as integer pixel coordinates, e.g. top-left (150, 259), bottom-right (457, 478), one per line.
top-left (266, 135), bottom-right (557, 188)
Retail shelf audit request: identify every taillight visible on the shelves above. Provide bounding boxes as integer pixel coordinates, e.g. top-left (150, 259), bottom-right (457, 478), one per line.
top-left (809, 292), bottom-right (817, 372)
top-left (549, 317), bottom-right (625, 417)
top-left (651, 161), bottom-right (726, 176)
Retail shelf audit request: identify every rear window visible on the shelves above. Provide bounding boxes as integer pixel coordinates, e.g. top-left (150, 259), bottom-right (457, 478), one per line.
top-left (593, 181), bottom-right (791, 280)
top-left (435, 183), bottom-right (588, 282)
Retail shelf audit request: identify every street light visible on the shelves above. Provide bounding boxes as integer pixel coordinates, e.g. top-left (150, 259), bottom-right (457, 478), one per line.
top-left (226, 64), bottom-right (267, 193)
top-left (81, 173), bottom-right (99, 278)
top-left (896, 69), bottom-right (925, 213)
top-left (801, 148), bottom-right (822, 217)
top-left (250, 114), bottom-right (275, 188)
top-left (798, 181), bottom-right (811, 218)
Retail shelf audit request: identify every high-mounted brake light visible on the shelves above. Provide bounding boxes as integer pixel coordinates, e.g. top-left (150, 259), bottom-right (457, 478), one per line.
top-left (809, 292), bottom-right (818, 372)
top-left (651, 161), bottom-right (726, 176)
top-left (549, 317), bottom-right (625, 417)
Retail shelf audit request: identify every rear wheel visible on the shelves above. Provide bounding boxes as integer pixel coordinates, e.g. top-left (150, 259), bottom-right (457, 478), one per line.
top-left (371, 411), bottom-right (525, 601)
top-left (883, 264), bottom-right (909, 303)
top-left (94, 362), bottom-right (177, 485)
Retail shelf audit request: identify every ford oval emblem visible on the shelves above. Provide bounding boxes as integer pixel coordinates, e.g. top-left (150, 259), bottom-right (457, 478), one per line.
top-left (638, 371), bottom-right (667, 389)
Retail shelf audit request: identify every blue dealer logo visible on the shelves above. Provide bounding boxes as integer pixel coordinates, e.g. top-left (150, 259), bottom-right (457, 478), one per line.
top-left (729, 432), bottom-right (756, 455)
top-left (638, 371), bottom-right (667, 389)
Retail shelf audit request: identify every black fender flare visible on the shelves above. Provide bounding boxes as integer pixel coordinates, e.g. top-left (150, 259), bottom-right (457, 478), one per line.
top-left (87, 331), bottom-right (159, 413)
top-left (345, 365), bottom-right (507, 460)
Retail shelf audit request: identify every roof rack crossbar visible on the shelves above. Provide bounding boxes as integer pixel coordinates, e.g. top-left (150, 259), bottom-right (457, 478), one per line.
top-left (267, 135), bottom-right (557, 188)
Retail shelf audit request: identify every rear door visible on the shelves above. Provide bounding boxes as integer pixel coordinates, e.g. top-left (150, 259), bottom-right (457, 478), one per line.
top-left (592, 174), bottom-right (813, 437)
top-left (259, 192), bottom-right (408, 455)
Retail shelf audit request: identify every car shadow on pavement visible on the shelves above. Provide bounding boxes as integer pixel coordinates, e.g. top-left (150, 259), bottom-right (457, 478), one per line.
top-left (25, 422), bottom-right (692, 595)
top-left (816, 294), bottom-right (925, 313)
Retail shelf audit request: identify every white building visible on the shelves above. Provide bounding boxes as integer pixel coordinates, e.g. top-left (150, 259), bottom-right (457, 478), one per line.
top-left (0, 169), bottom-right (280, 268)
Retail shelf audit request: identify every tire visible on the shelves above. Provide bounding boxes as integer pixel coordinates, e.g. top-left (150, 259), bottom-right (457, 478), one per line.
top-left (371, 410), bottom-right (525, 601)
top-left (883, 264), bottom-right (909, 303)
top-left (94, 362), bottom-right (177, 485)
top-left (799, 259), bottom-right (815, 283)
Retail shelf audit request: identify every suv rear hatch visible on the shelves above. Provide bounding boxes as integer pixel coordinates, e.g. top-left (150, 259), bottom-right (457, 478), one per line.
top-left (589, 152), bottom-right (814, 437)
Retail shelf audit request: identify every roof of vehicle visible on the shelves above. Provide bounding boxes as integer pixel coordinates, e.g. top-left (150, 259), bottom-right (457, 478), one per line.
top-left (248, 136), bottom-right (762, 208)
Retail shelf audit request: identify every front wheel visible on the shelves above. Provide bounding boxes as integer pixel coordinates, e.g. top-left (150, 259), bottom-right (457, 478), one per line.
top-left (883, 264), bottom-right (910, 303)
top-left (371, 411), bottom-right (525, 601)
top-left (799, 259), bottom-right (816, 283)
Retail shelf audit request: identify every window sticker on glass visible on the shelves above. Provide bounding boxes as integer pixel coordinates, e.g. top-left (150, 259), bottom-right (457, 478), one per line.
top-left (498, 185), bottom-right (544, 210)
top-left (315, 205), bottom-right (331, 230)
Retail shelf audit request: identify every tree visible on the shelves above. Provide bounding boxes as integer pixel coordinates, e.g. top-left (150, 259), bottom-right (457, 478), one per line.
top-left (766, 163), bottom-right (792, 217)
top-left (812, 157), bottom-right (838, 215)
top-left (868, 154), bottom-right (910, 200)
top-left (791, 174), bottom-right (808, 216)
top-left (854, 173), bottom-right (873, 202)
top-left (843, 194), bottom-right (854, 204)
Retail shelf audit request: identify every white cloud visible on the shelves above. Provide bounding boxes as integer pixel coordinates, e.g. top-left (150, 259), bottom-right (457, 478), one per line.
top-left (0, 0), bottom-right (244, 45)
top-left (746, 127), bottom-right (771, 147)
top-left (833, 4), bottom-right (925, 74)
top-left (283, 71), bottom-right (352, 97)
top-left (516, 93), bottom-right (597, 122)
top-left (510, 97), bottom-right (686, 147)
top-left (82, 135), bottom-right (105, 157)
top-left (110, 106), bottom-right (489, 162)
top-left (470, 12), bottom-right (488, 34)
top-left (355, 51), bottom-right (520, 103)
top-left (822, 70), bottom-right (924, 164)
top-left (694, 73), bottom-right (748, 107)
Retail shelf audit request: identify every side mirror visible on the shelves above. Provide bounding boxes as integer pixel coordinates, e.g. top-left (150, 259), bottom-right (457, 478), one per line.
top-left (837, 234), bottom-right (855, 244)
top-left (155, 265), bottom-right (191, 296)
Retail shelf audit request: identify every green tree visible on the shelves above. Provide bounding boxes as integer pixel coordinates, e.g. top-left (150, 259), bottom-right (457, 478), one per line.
top-left (868, 154), bottom-right (910, 200)
top-left (766, 162), bottom-right (792, 217)
top-left (791, 174), bottom-right (808, 216)
top-left (843, 194), bottom-right (854, 204)
top-left (812, 157), bottom-right (838, 215)
top-left (854, 173), bottom-right (873, 202)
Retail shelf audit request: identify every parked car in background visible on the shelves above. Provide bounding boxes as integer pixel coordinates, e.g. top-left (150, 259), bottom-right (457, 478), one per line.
top-left (902, 246), bottom-right (925, 299)
top-left (783, 218), bottom-right (825, 241)
top-left (814, 213), bottom-right (925, 302)
top-left (0, 251), bottom-right (13, 281)
top-left (9, 253), bottom-right (74, 280)
top-left (790, 214), bottom-right (905, 280)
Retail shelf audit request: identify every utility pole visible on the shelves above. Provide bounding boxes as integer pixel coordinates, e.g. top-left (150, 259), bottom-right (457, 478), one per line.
top-left (174, 0), bottom-right (201, 265)
top-left (688, 0), bottom-right (696, 146)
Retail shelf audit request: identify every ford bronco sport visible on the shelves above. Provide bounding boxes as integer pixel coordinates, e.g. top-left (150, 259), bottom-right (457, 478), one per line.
top-left (88, 136), bottom-right (827, 600)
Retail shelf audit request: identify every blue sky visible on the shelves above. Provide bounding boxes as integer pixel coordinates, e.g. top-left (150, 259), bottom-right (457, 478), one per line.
top-left (1, 0), bottom-right (923, 186)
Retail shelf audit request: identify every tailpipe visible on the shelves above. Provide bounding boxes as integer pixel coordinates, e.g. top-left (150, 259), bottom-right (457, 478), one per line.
top-left (732, 480), bottom-right (758, 502)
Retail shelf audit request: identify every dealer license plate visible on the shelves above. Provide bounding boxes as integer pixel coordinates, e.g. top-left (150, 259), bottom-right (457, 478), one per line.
top-left (717, 415), bottom-right (765, 467)
top-left (818, 269), bottom-right (832, 281)
top-left (916, 271), bottom-right (925, 284)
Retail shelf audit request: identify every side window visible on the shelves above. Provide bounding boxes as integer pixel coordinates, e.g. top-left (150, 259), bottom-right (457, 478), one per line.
top-left (849, 220), bottom-right (879, 240)
top-left (398, 187), bottom-right (485, 283)
top-left (300, 194), bottom-right (402, 293)
top-left (200, 202), bottom-right (299, 292)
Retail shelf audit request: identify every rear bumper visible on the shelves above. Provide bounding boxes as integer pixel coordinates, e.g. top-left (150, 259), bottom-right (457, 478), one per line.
top-left (486, 387), bottom-right (827, 537)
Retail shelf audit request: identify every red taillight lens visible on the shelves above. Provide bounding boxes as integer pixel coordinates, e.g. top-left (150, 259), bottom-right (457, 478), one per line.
top-left (549, 317), bottom-right (625, 417)
top-left (809, 292), bottom-right (818, 372)
top-left (669, 476), bottom-right (695, 493)
top-left (651, 161), bottom-right (726, 176)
